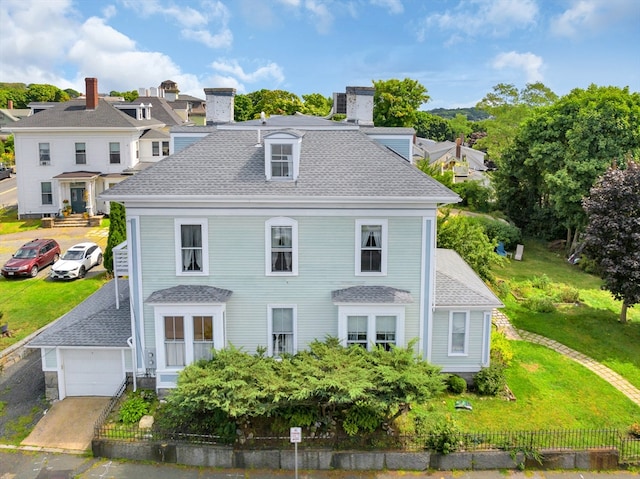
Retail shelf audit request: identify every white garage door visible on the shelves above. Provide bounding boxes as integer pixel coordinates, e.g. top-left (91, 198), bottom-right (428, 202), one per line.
top-left (63, 349), bottom-right (125, 397)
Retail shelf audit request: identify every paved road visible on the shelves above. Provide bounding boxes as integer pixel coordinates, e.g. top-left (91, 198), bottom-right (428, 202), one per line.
top-left (0, 449), bottom-right (636, 479)
top-left (0, 174), bottom-right (17, 209)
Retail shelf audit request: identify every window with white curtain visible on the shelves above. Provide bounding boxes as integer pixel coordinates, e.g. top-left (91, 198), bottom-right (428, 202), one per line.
top-left (175, 218), bottom-right (209, 275)
top-left (449, 311), bottom-right (469, 355)
top-left (355, 219), bottom-right (387, 275)
top-left (268, 305), bottom-right (296, 357)
top-left (164, 315), bottom-right (185, 367)
top-left (265, 217), bottom-right (298, 276)
top-left (193, 315), bottom-right (214, 361)
top-left (339, 305), bottom-right (404, 351)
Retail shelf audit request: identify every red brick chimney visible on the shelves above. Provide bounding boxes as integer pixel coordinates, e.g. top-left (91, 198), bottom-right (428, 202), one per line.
top-left (85, 77), bottom-right (98, 110)
top-left (455, 136), bottom-right (462, 159)
top-left (7, 100), bottom-right (13, 109)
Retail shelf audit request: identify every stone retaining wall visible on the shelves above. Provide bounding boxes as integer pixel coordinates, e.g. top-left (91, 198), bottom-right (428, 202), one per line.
top-left (92, 440), bottom-right (620, 471)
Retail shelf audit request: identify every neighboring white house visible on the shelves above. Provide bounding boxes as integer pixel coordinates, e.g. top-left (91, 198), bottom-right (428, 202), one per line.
top-left (2, 78), bottom-right (187, 218)
top-left (28, 86), bottom-right (503, 400)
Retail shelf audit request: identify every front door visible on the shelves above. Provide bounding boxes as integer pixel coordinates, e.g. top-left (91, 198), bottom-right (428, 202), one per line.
top-left (70, 186), bottom-right (86, 213)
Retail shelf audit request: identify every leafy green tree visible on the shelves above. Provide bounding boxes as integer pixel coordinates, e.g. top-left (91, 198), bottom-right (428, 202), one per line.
top-left (26, 83), bottom-right (69, 103)
top-left (246, 89), bottom-right (304, 116)
top-left (103, 202), bottom-right (126, 274)
top-left (448, 113), bottom-right (473, 140)
top-left (301, 93), bottom-right (332, 116)
top-left (475, 82), bottom-right (557, 164)
top-left (437, 212), bottom-right (503, 282)
top-left (109, 90), bottom-right (139, 102)
top-left (494, 85), bottom-right (640, 242)
top-left (416, 159), bottom-right (454, 188)
top-left (582, 159), bottom-right (640, 323)
top-left (373, 78), bottom-right (429, 127)
top-left (0, 86), bottom-right (28, 108)
top-left (64, 88), bottom-right (81, 98)
top-left (233, 94), bottom-right (255, 122)
top-left (413, 111), bottom-right (453, 141)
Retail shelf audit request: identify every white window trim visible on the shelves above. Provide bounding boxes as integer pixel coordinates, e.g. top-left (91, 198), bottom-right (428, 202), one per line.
top-left (153, 305), bottom-right (225, 374)
top-left (448, 310), bottom-right (470, 356)
top-left (264, 133), bottom-right (301, 181)
top-left (267, 304), bottom-right (298, 357)
top-left (337, 305), bottom-right (405, 350)
top-left (174, 218), bottom-right (209, 276)
top-left (265, 217), bottom-right (298, 276)
top-left (355, 219), bottom-right (388, 276)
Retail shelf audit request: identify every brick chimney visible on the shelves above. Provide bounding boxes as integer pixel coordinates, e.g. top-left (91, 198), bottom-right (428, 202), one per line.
top-left (345, 86), bottom-right (375, 126)
top-left (204, 88), bottom-right (236, 125)
top-left (455, 137), bottom-right (462, 159)
top-left (85, 77), bottom-right (99, 110)
top-left (7, 100), bottom-right (13, 109)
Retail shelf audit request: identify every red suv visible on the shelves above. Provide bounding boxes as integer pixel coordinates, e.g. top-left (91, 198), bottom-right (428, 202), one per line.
top-left (2, 239), bottom-right (61, 278)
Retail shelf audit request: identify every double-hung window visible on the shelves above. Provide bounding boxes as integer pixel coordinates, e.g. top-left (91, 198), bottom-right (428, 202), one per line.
top-left (271, 144), bottom-right (293, 179)
top-left (75, 142), bottom-right (86, 164)
top-left (109, 142), bottom-right (121, 164)
top-left (193, 315), bottom-right (214, 361)
top-left (265, 217), bottom-right (298, 276)
top-left (152, 141), bottom-right (160, 157)
top-left (268, 306), bottom-right (296, 357)
top-left (39, 143), bottom-right (50, 165)
top-left (162, 141), bottom-right (169, 156)
top-left (41, 182), bottom-right (53, 205)
top-left (339, 306), bottom-right (404, 351)
top-left (356, 220), bottom-right (387, 275)
top-left (448, 311), bottom-right (469, 355)
top-left (175, 219), bottom-right (209, 275)
top-left (164, 315), bottom-right (185, 367)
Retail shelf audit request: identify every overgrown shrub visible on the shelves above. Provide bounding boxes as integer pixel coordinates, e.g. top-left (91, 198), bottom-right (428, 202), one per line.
top-left (425, 415), bottom-right (465, 454)
top-left (446, 375), bottom-right (467, 394)
top-left (490, 329), bottom-right (514, 367)
top-left (451, 181), bottom-right (492, 212)
top-left (531, 274), bottom-right (551, 290)
top-left (469, 216), bottom-right (522, 249)
top-left (493, 280), bottom-right (510, 299)
top-left (474, 364), bottom-right (506, 396)
top-left (523, 295), bottom-right (556, 313)
top-left (553, 285), bottom-right (580, 303)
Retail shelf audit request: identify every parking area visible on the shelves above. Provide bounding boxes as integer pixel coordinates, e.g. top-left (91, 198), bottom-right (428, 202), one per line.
top-left (0, 225), bottom-right (108, 280)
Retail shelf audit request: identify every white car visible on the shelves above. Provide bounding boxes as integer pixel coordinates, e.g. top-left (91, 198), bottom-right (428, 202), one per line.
top-left (50, 242), bottom-right (103, 280)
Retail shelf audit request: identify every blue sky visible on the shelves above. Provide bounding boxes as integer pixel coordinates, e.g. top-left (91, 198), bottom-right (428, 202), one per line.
top-left (1, 0), bottom-right (639, 109)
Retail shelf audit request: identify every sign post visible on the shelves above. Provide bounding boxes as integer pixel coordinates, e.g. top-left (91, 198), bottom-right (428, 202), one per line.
top-left (290, 427), bottom-right (302, 479)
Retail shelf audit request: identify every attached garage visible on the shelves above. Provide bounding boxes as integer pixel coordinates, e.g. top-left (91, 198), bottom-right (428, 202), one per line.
top-left (62, 349), bottom-right (126, 397)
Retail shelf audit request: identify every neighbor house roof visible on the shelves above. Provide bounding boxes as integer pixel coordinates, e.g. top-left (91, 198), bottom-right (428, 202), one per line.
top-left (5, 99), bottom-right (164, 130)
top-left (435, 248), bottom-right (503, 308)
top-left (28, 280), bottom-right (131, 348)
top-left (129, 96), bottom-right (186, 126)
top-left (102, 128), bottom-right (460, 203)
top-left (414, 138), bottom-right (487, 172)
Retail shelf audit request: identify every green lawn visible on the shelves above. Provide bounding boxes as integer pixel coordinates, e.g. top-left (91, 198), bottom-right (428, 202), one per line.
top-left (492, 240), bottom-right (640, 390)
top-left (0, 206), bottom-right (41, 235)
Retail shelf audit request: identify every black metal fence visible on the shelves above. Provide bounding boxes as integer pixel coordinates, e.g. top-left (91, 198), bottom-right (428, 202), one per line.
top-left (94, 422), bottom-right (640, 463)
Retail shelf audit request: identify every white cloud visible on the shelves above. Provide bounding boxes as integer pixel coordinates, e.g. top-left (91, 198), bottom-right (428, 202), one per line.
top-left (370, 0), bottom-right (404, 15)
top-left (420, 0), bottom-right (538, 39)
top-left (550, 0), bottom-right (635, 38)
top-left (492, 51), bottom-right (544, 83)
top-left (210, 59), bottom-right (285, 84)
top-left (182, 28), bottom-right (233, 48)
top-left (304, 0), bottom-right (334, 34)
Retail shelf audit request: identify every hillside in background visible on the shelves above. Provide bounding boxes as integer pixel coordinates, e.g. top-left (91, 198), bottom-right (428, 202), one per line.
top-left (427, 107), bottom-right (490, 121)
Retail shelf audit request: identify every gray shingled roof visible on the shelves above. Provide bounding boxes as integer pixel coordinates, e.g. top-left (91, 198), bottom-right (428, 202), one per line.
top-left (234, 113), bottom-right (353, 128)
top-left (332, 286), bottom-right (413, 304)
top-left (140, 128), bottom-right (170, 139)
top-left (146, 285), bottom-right (233, 303)
top-left (102, 129), bottom-right (460, 202)
top-left (435, 249), bottom-right (503, 307)
top-left (28, 280), bottom-right (131, 347)
top-left (132, 96), bottom-right (186, 126)
top-left (6, 99), bottom-right (164, 130)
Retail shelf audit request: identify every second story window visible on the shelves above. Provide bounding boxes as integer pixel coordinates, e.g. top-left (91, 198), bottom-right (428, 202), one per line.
top-left (109, 142), bottom-right (121, 164)
top-left (39, 143), bottom-right (50, 165)
top-left (356, 220), bottom-right (387, 275)
top-left (75, 142), bottom-right (86, 164)
top-left (162, 141), bottom-right (169, 156)
top-left (152, 141), bottom-right (160, 157)
top-left (265, 217), bottom-right (298, 276)
top-left (175, 218), bottom-right (209, 275)
top-left (271, 144), bottom-right (293, 178)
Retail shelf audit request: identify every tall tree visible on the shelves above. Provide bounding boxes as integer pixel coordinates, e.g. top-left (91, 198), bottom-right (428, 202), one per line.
top-left (104, 202), bottom-right (126, 275)
top-left (109, 90), bottom-right (139, 102)
top-left (475, 82), bottom-right (557, 164)
top-left (301, 93), bottom-right (332, 116)
top-left (373, 78), bottom-right (429, 127)
top-left (246, 89), bottom-right (303, 116)
top-left (582, 159), bottom-right (640, 323)
top-left (413, 111), bottom-right (453, 141)
top-left (494, 85), bottom-right (640, 242)
top-left (26, 83), bottom-right (69, 103)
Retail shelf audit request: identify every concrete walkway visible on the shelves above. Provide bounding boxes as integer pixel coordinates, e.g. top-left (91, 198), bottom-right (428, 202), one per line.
top-left (492, 309), bottom-right (640, 407)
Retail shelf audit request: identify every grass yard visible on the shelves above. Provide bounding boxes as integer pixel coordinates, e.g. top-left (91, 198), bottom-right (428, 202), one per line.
top-left (411, 341), bottom-right (640, 431)
top-left (0, 207), bottom-right (41, 235)
top-left (492, 240), bottom-right (640, 390)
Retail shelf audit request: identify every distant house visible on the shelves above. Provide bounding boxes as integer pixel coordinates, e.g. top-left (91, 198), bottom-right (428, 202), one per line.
top-left (27, 86), bottom-right (502, 400)
top-left (2, 78), bottom-right (188, 218)
top-left (414, 137), bottom-right (488, 184)
top-left (0, 100), bottom-right (30, 139)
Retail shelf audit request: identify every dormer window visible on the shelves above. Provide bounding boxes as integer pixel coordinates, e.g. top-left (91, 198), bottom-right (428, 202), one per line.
top-left (264, 131), bottom-right (302, 181)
